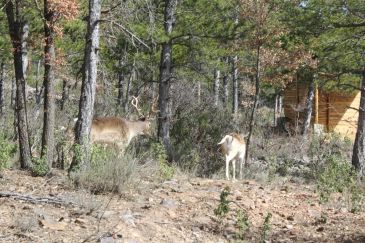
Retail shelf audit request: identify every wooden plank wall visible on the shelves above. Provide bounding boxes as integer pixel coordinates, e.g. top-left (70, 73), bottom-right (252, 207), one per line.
top-left (284, 81), bottom-right (360, 139)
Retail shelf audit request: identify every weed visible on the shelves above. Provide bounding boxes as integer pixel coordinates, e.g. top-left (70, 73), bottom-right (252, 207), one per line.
top-left (214, 186), bottom-right (230, 220)
top-left (236, 209), bottom-right (250, 240)
top-left (260, 212), bottom-right (272, 243)
top-left (0, 133), bottom-right (17, 169)
top-left (31, 156), bottom-right (49, 177)
top-left (150, 142), bottom-right (175, 180)
top-left (70, 145), bottom-right (138, 193)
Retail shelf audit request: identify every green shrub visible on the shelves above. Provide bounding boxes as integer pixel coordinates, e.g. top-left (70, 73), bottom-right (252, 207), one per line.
top-left (317, 153), bottom-right (363, 212)
top-left (31, 156), bottom-right (49, 177)
top-left (70, 145), bottom-right (139, 193)
top-left (171, 105), bottom-right (244, 177)
top-left (260, 212), bottom-right (272, 243)
top-left (214, 186), bottom-right (231, 220)
top-left (150, 142), bottom-right (175, 180)
top-left (0, 134), bottom-right (17, 169)
top-left (236, 209), bottom-right (250, 240)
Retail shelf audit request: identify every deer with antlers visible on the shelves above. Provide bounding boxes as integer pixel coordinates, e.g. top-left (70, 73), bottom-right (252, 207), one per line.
top-left (218, 133), bottom-right (247, 180)
top-left (90, 96), bottom-right (157, 149)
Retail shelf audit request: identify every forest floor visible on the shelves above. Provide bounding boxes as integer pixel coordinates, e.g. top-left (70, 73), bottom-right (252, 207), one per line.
top-left (0, 169), bottom-right (365, 243)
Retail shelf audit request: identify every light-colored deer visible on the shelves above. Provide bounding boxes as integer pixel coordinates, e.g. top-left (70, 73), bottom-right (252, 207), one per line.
top-left (218, 133), bottom-right (247, 180)
top-left (90, 96), bottom-right (156, 149)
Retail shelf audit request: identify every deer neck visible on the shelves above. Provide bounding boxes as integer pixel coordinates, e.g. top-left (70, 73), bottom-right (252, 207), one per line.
top-left (125, 120), bottom-right (147, 143)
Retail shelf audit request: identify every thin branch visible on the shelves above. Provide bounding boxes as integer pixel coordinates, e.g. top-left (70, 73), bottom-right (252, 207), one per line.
top-left (101, 20), bottom-right (150, 50)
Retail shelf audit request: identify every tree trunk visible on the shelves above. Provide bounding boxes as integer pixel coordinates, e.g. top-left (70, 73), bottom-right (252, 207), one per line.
top-left (274, 93), bottom-right (283, 127)
top-left (11, 78), bottom-right (16, 108)
top-left (302, 76), bottom-right (315, 135)
top-left (60, 79), bottom-right (70, 110)
top-left (123, 69), bottom-right (133, 113)
top-left (158, 0), bottom-right (177, 159)
top-left (117, 60), bottom-right (124, 108)
top-left (41, 0), bottom-right (56, 166)
top-left (352, 71), bottom-right (365, 178)
top-left (213, 69), bottom-right (220, 106)
top-left (223, 72), bottom-right (229, 106)
top-left (69, 0), bottom-right (101, 172)
top-left (274, 94), bottom-right (279, 127)
top-left (35, 59), bottom-right (43, 105)
top-left (232, 56), bottom-right (238, 114)
top-left (0, 62), bottom-right (4, 114)
top-left (197, 81), bottom-right (201, 104)
top-left (4, 0), bottom-right (32, 169)
top-left (244, 46), bottom-right (261, 178)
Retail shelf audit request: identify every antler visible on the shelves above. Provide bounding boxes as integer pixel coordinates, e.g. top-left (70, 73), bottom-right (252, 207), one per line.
top-left (131, 96), bottom-right (145, 119)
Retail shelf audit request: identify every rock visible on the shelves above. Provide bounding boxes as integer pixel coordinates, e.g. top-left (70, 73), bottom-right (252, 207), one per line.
top-left (316, 226), bottom-right (324, 232)
top-left (160, 198), bottom-right (178, 209)
top-left (287, 215), bottom-right (294, 221)
top-left (99, 210), bottom-right (117, 219)
top-left (39, 219), bottom-right (67, 231)
top-left (100, 236), bottom-right (115, 243)
top-left (75, 218), bottom-right (87, 226)
top-left (286, 225), bottom-right (294, 230)
top-left (120, 209), bottom-right (136, 227)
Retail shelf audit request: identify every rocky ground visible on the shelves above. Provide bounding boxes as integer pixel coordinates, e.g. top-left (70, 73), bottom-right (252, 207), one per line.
top-left (0, 169), bottom-right (364, 243)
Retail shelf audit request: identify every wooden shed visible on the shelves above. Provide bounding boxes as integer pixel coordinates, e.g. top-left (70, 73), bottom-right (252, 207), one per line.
top-left (283, 80), bottom-right (360, 139)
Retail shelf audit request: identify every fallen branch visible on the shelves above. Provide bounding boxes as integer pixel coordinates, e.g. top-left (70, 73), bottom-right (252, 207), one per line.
top-left (0, 191), bottom-right (78, 207)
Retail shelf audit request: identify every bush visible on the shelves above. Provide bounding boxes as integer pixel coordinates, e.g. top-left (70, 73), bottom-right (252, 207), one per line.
top-left (149, 142), bottom-right (175, 180)
top-left (0, 133), bottom-right (17, 169)
top-left (70, 145), bottom-right (139, 193)
top-left (316, 153), bottom-right (363, 212)
top-left (31, 157), bottom-right (49, 177)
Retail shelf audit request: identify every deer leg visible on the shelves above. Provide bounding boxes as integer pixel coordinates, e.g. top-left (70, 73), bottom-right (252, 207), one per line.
top-left (232, 158), bottom-right (236, 181)
top-left (225, 153), bottom-right (237, 180)
top-left (225, 155), bottom-right (230, 180)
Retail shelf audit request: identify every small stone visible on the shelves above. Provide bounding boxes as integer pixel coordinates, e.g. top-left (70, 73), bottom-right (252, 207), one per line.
top-left (99, 237), bottom-right (115, 243)
top-left (287, 215), bottom-right (294, 221)
top-left (286, 225), bottom-right (293, 230)
top-left (317, 226), bottom-right (324, 232)
top-left (160, 198), bottom-right (178, 209)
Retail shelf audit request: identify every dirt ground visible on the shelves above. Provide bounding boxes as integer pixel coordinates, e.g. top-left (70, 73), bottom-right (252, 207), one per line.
top-left (0, 169), bottom-right (364, 243)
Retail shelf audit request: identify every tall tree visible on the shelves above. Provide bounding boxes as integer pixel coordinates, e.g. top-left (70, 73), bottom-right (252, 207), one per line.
top-left (301, 72), bottom-right (315, 135)
top-left (3, 0), bottom-right (32, 169)
top-left (353, 72), bottom-right (365, 177)
top-left (69, 0), bottom-right (101, 172)
top-left (158, 0), bottom-right (177, 158)
top-left (0, 62), bottom-right (4, 115)
top-left (213, 68), bottom-right (220, 106)
top-left (41, 0), bottom-right (57, 166)
top-left (41, 0), bottom-right (78, 166)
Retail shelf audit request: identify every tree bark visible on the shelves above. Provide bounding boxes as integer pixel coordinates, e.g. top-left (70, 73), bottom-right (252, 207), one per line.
top-left (0, 62), bottom-right (4, 115)
top-left (158, 0), bottom-right (177, 159)
top-left (302, 75), bottom-right (315, 135)
top-left (4, 0), bottom-right (32, 169)
top-left (223, 72), bottom-right (229, 106)
top-left (11, 78), bottom-right (16, 108)
top-left (60, 79), bottom-right (70, 111)
top-left (69, 0), bottom-right (101, 172)
top-left (41, 0), bottom-right (56, 166)
top-left (213, 69), bottom-right (220, 106)
top-left (123, 69), bottom-right (133, 113)
top-left (232, 56), bottom-right (238, 114)
top-left (244, 46), bottom-right (261, 178)
top-left (352, 71), bottom-right (365, 178)
top-left (117, 60), bottom-right (124, 108)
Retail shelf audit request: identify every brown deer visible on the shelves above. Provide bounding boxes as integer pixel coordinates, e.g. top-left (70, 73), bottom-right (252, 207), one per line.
top-left (218, 133), bottom-right (247, 180)
top-left (90, 96), bottom-right (157, 149)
